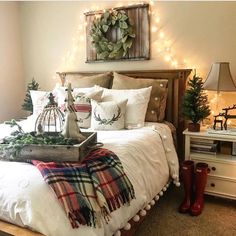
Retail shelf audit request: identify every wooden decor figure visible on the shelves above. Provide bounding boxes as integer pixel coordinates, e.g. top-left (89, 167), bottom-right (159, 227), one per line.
top-left (213, 104), bottom-right (236, 130)
top-left (61, 83), bottom-right (86, 142)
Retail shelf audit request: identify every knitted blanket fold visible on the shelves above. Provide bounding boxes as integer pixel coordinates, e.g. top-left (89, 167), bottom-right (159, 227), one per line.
top-left (32, 148), bottom-right (135, 228)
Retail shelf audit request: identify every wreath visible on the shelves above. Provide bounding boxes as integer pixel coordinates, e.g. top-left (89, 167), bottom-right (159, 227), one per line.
top-left (90, 10), bottom-right (135, 60)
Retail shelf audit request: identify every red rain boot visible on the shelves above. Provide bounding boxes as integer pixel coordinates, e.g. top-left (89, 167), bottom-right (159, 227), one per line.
top-left (190, 162), bottom-right (208, 216)
top-left (179, 160), bottom-right (194, 213)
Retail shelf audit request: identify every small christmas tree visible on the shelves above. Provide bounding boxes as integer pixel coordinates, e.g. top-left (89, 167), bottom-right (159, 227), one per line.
top-left (61, 83), bottom-right (86, 142)
top-left (183, 73), bottom-right (211, 131)
top-left (22, 78), bottom-right (40, 112)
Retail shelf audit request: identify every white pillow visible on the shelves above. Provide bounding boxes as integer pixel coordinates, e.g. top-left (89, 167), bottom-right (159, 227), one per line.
top-left (91, 99), bottom-right (128, 130)
top-left (95, 86), bottom-right (152, 128)
top-left (30, 90), bottom-right (51, 116)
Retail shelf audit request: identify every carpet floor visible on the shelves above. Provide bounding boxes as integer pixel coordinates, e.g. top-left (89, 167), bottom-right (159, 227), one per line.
top-left (135, 185), bottom-right (236, 236)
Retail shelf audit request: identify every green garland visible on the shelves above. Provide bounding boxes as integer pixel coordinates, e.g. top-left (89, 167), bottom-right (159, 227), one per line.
top-left (90, 10), bottom-right (135, 60)
top-left (0, 120), bottom-right (79, 159)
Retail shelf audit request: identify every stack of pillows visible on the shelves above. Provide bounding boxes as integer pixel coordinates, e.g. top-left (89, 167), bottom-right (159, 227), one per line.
top-left (30, 72), bottom-right (168, 131)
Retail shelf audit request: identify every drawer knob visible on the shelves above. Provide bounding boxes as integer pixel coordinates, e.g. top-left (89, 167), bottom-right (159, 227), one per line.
top-left (212, 167), bottom-right (216, 171)
top-left (210, 183), bottom-right (215, 187)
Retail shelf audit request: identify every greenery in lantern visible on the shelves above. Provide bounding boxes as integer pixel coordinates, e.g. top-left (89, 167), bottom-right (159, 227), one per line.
top-left (183, 74), bottom-right (211, 131)
top-left (90, 10), bottom-right (135, 60)
top-left (22, 78), bottom-right (40, 112)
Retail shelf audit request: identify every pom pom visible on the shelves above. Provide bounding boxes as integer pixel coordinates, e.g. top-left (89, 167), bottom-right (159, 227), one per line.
top-left (114, 230), bottom-right (121, 236)
top-left (166, 183), bottom-right (170, 188)
top-left (155, 195), bottom-right (160, 201)
top-left (172, 174), bottom-right (178, 180)
top-left (162, 187), bottom-right (167, 192)
top-left (145, 204), bottom-right (151, 210)
top-left (159, 191), bottom-right (164, 196)
top-left (133, 215), bottom-right (140, 222)
top-left (150, 200), bottom-right (155, 205)
top-left (175, 181), bottom-right (181, 187)
top-left (140, 209), bottom-right (147, 216)
top-left (124, 223), bottom-right (131, 230)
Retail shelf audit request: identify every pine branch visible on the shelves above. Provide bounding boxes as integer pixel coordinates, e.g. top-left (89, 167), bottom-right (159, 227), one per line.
top-left (22, 78), bottom-right (40, 112)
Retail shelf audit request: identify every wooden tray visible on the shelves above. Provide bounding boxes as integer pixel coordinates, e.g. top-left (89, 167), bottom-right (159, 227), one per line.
top-left (0, 132), bottom-right (99, 162)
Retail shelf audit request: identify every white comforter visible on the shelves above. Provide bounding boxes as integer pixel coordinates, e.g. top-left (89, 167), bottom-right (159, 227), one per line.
top-left (0, 117), bottom-right (179, 236)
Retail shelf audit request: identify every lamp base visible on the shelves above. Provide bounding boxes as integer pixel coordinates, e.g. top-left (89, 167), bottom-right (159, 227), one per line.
top-left (188, 123), bottom-right (200, 132)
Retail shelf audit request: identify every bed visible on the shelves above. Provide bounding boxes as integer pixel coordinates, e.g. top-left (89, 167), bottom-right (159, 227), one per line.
top-left (0, 69), bottom-right (191, 236)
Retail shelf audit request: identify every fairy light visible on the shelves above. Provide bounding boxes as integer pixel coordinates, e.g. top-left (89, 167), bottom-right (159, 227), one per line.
top-left (164, 55), bottom-right (171, 62)
top-left (149, 0), bottom-right (155, 6)
top-left (171, 60), bottom-right (178, 68)
top-left (159, 32), bottom-right (165, 39)
top-left (155, 17), bottom-right (160, 24)
top-left (165, 47), bottom-right (170, 52)
top-left (59, 0), bottom-right (195, 72)
top-left (79, 35), bottom-right (85, 41)
top-left (152, 26), bottom-right (158, 33)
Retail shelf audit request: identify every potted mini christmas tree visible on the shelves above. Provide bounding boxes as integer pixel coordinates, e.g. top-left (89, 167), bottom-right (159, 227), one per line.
top-left (183, 73), bottom-right (211, 132)
top-left (22, 78), bottom-right (40, 113)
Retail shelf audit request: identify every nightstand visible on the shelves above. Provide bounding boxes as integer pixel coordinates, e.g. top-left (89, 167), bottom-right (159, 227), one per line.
top-left (183, 129), bottom-right (236, 200)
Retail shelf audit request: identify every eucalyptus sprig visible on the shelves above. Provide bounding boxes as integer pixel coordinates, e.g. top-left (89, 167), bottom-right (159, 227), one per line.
top-left (4, 119), bottom-right (25, 135)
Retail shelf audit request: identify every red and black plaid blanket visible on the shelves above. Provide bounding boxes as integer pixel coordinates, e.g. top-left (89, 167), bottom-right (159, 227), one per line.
top-left (32, 148), bottom-right (135, 228)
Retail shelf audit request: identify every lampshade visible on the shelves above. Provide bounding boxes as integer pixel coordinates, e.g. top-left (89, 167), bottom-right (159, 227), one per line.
top-left (203, 62), bottom-right (236, 91)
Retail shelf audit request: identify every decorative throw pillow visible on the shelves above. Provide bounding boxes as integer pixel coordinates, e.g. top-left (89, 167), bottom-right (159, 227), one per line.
top-left (95, 85), bottom-right (152, 129)
top-left (53, 86), bottom-right (103, 128)
top-left (53, 86), bottom-right (101, 108)
top-left (61, 72), bottom-right (113, 88)
top-left (30, 90), bottom-right (51, 116)
top-left (91, 99), bottom-right (128, 130)
top-left (112, 72), bottom-right (168, 122)
top-left (73, 90), bottom-right (103, 128)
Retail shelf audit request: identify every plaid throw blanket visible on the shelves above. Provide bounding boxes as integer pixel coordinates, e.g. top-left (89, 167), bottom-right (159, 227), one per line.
top-left (32, 148), bottom-right (135, 228)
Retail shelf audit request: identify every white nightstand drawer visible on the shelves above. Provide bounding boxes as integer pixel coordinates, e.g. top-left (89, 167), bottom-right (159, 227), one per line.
top-left (191, 157), bottom-right (236, 179)
top-left (205, 176), bottom-right (236, 199)
top-left (184, 129), bottom-right (236, 200)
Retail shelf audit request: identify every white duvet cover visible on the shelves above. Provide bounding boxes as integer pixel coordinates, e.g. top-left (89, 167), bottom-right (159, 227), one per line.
top-left (0, 117), bottom-right (179, 236)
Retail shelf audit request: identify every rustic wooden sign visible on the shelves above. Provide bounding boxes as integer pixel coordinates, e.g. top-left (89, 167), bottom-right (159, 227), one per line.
top-left (84, 3), bottom-right (150, 63)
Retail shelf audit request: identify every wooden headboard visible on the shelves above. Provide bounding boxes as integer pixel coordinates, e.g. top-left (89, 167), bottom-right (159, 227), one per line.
top-left (57, 69), bottom-right (192, 156)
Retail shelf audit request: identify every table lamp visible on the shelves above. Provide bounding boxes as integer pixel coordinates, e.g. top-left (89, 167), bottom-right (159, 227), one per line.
top-left (203, 62), bottom-right (236, 91)
top-left (203, 62), bottom-right (236, 114)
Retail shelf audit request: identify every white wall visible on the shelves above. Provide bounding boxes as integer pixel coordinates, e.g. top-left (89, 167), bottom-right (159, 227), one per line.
top-left (1, 1), bottom-right (235, 123)
top-left (20, 1), bottom-right (236, 109)
top-left (0, 2), bottom-right (25, 122)
top-left (20, 1), bottom-right (236, 83)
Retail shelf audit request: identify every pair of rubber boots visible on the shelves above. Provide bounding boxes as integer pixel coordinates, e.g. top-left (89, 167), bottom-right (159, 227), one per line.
top-left (179, 160), bottom-right (208, 216)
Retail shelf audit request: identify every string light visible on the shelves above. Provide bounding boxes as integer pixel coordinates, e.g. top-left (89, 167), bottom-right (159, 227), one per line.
top-left (151, 26), bottom-right (158, 33)
top-left (155, 17), bottom-right (160, 24)
top-left (149, 0), bottom-right (155, 6)
top-left (59, 0), bottom-right (195, 71)
top-left (164, 55), bottom-right (171, 62)
top-left (159, 32), bottom-right (165, 39)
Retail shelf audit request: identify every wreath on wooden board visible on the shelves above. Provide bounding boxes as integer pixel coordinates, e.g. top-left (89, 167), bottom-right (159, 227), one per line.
top-left (90, 10), bottom-right (136, 60)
